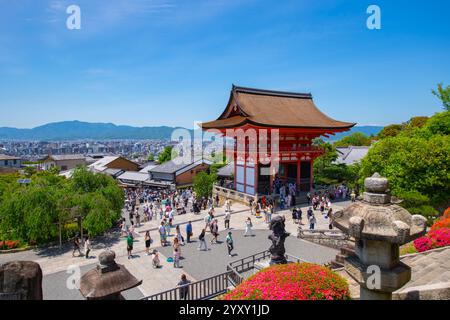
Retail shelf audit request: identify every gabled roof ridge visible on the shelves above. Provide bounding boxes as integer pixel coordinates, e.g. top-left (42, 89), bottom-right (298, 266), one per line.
top-left (232, 84), bottom-right (312, 99)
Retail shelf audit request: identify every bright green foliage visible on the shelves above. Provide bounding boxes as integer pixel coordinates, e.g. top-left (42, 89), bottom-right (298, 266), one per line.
top-left (333, 132), bottom-right (372, 147)
top-left (147, 153), bottom-right (154, 161)
top-left (432, 83), bottom-right (450, 111)
top-left (378, 124), bottom-right (404, 139)
top-left (313, 139), bottom-right (359, 187)
top-left (158, 146), bottom-right (174, 163)
top-left (407, 116), bottom-right (429, 128)
top-left (0, 167), bottom-right (124, 244)
top-left (193, 171), bottom-right (217, 198)
top-left (359, 120), bottom-right (450, 212)
top-left (394, 190), bottom-right (439, 226)
top-left (423, 111), bottom-right (450, 136)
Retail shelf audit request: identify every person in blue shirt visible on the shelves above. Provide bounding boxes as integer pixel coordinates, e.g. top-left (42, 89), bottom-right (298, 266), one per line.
top-left (186, 221), bottom-right (193, 243)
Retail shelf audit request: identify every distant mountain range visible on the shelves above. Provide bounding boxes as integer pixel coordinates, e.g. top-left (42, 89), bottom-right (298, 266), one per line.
top-left (325, 125), bottom-right (383, 142)
top-left (0, 121), bottom-right (187, 140)
top-left (0, 121), bottom-right (384, 141)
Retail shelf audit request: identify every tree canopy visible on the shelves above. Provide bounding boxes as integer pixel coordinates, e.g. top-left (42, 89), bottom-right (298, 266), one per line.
top-left (432, 83), bottom-right (450, 111)
top-left (333, 132), bottom-right (372, 147)
top-left (158, 146), bottom-right (174, 163)
top-left (0, 167), bottom-right (124, 244)
top-left (193, 171), bottom-right (217, 198)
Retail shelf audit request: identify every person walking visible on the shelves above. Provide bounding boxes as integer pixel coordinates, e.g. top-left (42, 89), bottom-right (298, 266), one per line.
top-left (120, 219), bottom-right (128, 237)
top-left (144, 231), bottom-right (152, 256)
top-left (298, 207), bottom-right (303, 225)
top-left (210, 219), bottom-right (219, 244)
top-left (173, 237), bottom-right (182, 258)
top-left (159, 221), bottom-right (167, 246)
top-left (178, 274), bottom-right (191, 300)
top-left (327, 208), bottom-right (334, 230)
top-left (164, 219), bottom-right (171, 236)
top-left (244, 217), bottom-right (254, 237)
top-left (152, 249), bottom-right (161, 268)
top-left (292, 207), bottom-right (298, 224)
top-left (186, 221), bottom-right (193, 243)
top-left (173, 248), bottom-right (180, 268)
top-left (224, 210), bottom-right (231, 229)
top-left (226, 232), bottom-right (234, 257)
top-left (72, 235), bottom-right (82, 257)
top-left (127, 232), bottom-right (134, 259)
top-left (225, 198), bottom-right (232, 212)
top-left (309, 213), bottom-right (316, 230)
top-left (197, 229), bottom-right (208, 251)
top-left (84, 236), bottom-right (91, 259)
top-left (351, 190), bottom-right (356, 202)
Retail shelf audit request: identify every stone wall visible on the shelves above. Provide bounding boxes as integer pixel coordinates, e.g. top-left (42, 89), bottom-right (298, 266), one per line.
top-left (297, 228), bottom-right (350, 249)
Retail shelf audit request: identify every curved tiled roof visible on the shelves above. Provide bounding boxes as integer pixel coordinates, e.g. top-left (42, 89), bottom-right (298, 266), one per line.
top-left (202, 85), bottom-right (355, 130)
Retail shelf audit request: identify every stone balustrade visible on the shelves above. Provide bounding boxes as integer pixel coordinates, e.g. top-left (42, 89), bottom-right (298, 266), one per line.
top-left (297, 227), bottom-right (350, 249)
top-left (212, 185), bottom-right (257, 206)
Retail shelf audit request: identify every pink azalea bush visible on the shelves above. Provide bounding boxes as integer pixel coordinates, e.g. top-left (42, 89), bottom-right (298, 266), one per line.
top-left (222, 263), bottom-right (350, 300)
top-left (413, 224), bottom-right (450, 252)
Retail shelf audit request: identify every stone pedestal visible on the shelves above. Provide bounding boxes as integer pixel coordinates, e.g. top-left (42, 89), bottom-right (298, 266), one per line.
top-left (0, 261), bottom-right (43, 300)
top-left (333, 173), bottom-right (427, 300)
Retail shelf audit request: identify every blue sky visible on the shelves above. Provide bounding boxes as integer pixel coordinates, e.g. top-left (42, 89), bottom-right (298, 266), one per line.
top-left (0, 0), bottom-right (449, 129)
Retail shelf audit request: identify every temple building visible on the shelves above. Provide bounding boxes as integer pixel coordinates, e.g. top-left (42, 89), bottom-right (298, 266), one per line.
top-left (201, 85), bottom-right (355, 197)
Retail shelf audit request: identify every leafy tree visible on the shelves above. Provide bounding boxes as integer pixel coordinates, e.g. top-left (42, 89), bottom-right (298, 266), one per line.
top-left (147, 153), bottom-right (155, 161)
top-left (359, 133), bottom-right (450, 208)
top-left (378, 124), bottom-right (404, 139)
top-left (407, 116), bottom-right (429, 128)
top-left (158, 146), bottom-right (174, 163)
top-left (0, 166), bottom-right (124, 244)
top-left (24, 166), bottom-right (37, 177)
top-left (432, 83), bottom-right (450, 111)
top-left (193, 171), bottom-right (217, 198)
top-left (423, 111), bottom-right (450, 136)
top-left (333, 132), bottom-right (371, 147)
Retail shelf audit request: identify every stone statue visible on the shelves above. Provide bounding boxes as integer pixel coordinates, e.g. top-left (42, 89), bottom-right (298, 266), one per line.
top-left (268, 215), bottom-right (290, 265)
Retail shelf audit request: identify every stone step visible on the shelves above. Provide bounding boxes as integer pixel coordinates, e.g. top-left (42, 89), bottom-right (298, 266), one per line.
top-left (408, 255), bottom-right (434, 269)
top-left (409, 262), bottom-right (441, 284)
top-left (335, 254), bottom-right (346, 264)
top-left (340, 247), bottom-right (355, 256)
top-left (437, 271), bottom-right (450, 283)
top-left (414, 271), bottom-right (442, 286)
top-left (330, 260), bottom-right (344, 269)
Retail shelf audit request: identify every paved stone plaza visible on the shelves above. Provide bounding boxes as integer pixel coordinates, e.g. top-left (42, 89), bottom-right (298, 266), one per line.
top-left (0, 200), bottom-right (350, 299)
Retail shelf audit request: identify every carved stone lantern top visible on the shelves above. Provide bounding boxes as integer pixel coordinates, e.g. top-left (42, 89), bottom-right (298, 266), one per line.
top-left (79, 250), bottom-right (142, 299)
top-left (334, 173), bottom-right (427, 244)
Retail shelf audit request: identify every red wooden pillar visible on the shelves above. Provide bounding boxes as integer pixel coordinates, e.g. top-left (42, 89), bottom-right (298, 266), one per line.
top-left (310, 159), bottom-right (314, 192)
top-left (296, 157), bottom-right (301, 186)
top-left (233, 138), bottom-right (237, 191)
top-left (254, 162), bottom-right (258, 196)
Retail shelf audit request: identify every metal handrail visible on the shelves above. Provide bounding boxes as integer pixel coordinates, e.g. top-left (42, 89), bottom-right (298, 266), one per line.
top-left (142, 252), bottom-right (307, 300)
top-left (141, 271), bottom-right (231, 300)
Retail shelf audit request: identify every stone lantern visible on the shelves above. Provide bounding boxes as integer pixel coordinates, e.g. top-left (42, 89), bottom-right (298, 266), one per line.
top-left (79, 250), bottom-right (142, 300)
top-left (333, 173), bottom-right (427, 300)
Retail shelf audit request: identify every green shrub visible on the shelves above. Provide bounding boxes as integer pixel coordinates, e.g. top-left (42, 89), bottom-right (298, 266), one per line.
top-left (408, 205), bottom-right (440, 226)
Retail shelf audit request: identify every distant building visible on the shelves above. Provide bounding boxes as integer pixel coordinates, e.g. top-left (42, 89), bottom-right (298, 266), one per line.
top-left (0, 155), bottom-right (22, 174)
top-left (149, 158), bottom-right (212, 187)
top-left (41, 155), bottom-right (87, 171)
top-left (0, 154), bottom-right (22, 168)
top-left (139, 161), bottom-right (157, 173)
top-left (89, 156), bottom-right (140, 173)
top-left (116, 171), bottom-right (172, 188)
top-left (335, 146), bottom-right (371, 165)
top-left (216, 162), bottom-right (234, 178)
